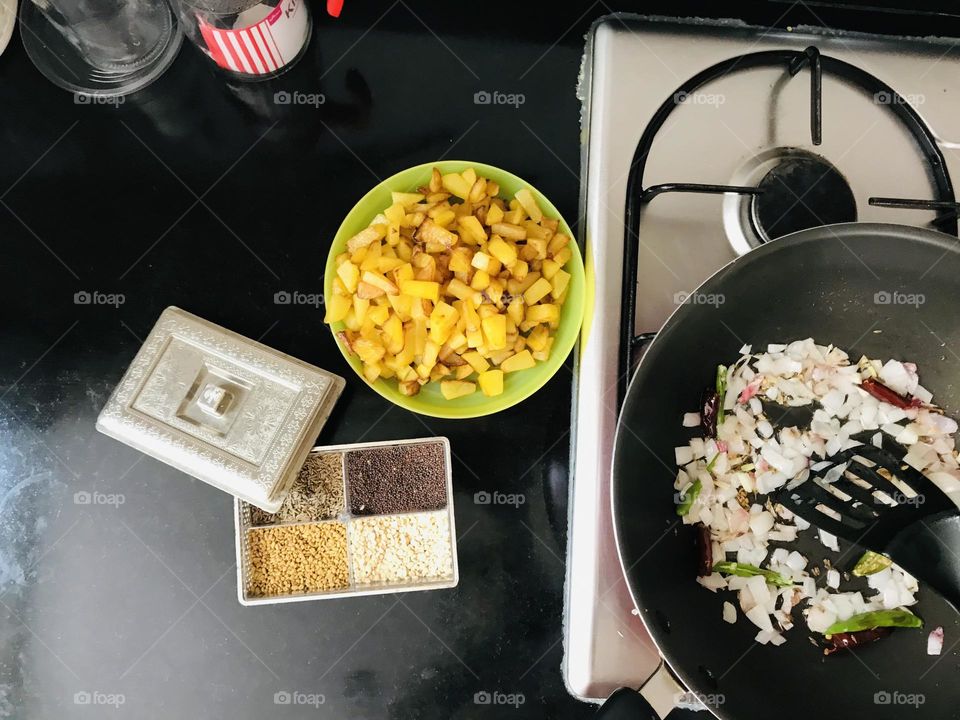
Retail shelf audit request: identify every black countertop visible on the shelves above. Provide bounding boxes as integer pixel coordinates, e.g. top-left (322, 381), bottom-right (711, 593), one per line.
top-left (4, 2), bottom-right (960, 718)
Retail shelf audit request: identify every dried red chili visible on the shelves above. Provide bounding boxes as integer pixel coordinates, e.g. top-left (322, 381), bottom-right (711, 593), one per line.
top-left (696, 523), bottom-right (712, 577)
top-left (823, 626), bottom-right (893, 655)
top-left (701, 390), bottom-right (720, 437)
top-left (861, 378), bottom-right (922, 410)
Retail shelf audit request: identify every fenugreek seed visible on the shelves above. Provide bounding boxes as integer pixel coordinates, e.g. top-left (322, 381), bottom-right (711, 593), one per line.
top-left (247, 522), bottom-right (349, 597)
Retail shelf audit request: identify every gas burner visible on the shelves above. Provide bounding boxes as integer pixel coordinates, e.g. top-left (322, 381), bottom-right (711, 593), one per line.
top-left (723, 148), bottom-right (858, 252)
top-left (752, 152), bottom-right (857, 241)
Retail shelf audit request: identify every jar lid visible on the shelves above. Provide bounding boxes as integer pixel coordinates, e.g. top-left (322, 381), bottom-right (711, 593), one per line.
top-left (96, 307), bottom-right (344, 512)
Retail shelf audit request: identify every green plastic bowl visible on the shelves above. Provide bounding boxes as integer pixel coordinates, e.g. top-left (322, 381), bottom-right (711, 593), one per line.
top-left (324, 160), bottom-right (585, 419)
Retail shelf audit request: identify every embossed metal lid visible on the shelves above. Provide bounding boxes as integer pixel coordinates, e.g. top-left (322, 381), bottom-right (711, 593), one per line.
top-left (96, 307), bottom-right (345, 512)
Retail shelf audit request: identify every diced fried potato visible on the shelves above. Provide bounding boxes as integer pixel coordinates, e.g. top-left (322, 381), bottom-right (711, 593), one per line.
top-left (525, 303), bottom-right (559, 325)
top-left (448, 247), bottom-right (473, 274)
top-left (440, 380), bottom-right (476, 399)
top-left (362, 271), bottom-right (399, 296)
top-left (392, 191), bottom-right (424, 206)
top-left (548, 233), bottom-right (569, 254)
top-left (470, 270), bottom-right (490, 290)
top-left (354, 338), bottom-right (385, 365)
top-left (507, 297), bottom-right (524, 326)
top-left (399, 379), bottom-right (421, 396)
top-left (441, 172), bottom-right (472, 200)
top-left (485, 279), bottom-right (504, 307)
top-left (527, 237), bottom-right (548, 260)
top-left (353, 296), bottom-right (370, 324)
top-left (383, 313), bottom-right (404, 354)
top-left (468, 178), bottom-right (487, 203)
top-left (431, 208), bottom-right (456, 228)
top-left (376, 257), bottom-right (406, 274)
top-left (526, 325), bottom-right (549, 352)
top-left (337, 262), bottom-right (360, 293)
top-left (509, 260), bottom-right (529, 281)
top-left (523, 277), bottom-right (552, 306)
top-left (514, 188), bottom-right (543, 223)
top-left (487, 237), bottom-right (517, 266)
top-left (457, 215), bottom-right (487, 244)
top-left (541, 258), bottom-right (561, 280)
top-left (471, 251), bottom-right (494, 272)
top-left (550, 269), bottom-right (571, 299)
top-left (462, 351), bottom-right (490, 374)
top-left (532, 337), bottom-right (553, 362)
top-left (400, 280), bottom-right (440, 302)
top-left (553, 247), bottom-right (572, 266)
top-left (485, 203), bottom-right (504, 226)
top-left (367, 304), bottom-right (389, 327)
top-left (327, 166), bottom-right (574, 400)
top-left (478, 369), bottom-right (504, 397)
top-left (501, 350), bottom-right (535, 373)
top-left (481, 314), bottom-right (507, 350)
top-left (356, 281), bottom-right (384, 300)
top-left (418, 219), bottom-right (458, 248)
top-left (347, 224), bottom-right (386, 254)
top-left (446, 278), bottom-right (474, 301)
top-left (324, 294), bottom-right (351, 323)
top-left (429, 302), bottom-right (459, 345)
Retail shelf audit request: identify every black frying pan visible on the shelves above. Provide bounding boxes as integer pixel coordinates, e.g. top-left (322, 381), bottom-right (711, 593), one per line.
top-left (600, 224), bottom-right (960, 720)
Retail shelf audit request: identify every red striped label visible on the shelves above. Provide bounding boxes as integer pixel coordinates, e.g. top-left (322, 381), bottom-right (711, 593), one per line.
top-left (196, 0), bottom-right (306, 75)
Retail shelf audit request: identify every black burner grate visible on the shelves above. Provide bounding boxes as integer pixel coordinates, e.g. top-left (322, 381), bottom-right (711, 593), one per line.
top-left (618, 46), bottom-right (959, 405)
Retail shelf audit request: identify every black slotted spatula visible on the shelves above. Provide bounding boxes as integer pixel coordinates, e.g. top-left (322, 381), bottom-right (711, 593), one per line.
top-left (774, 433), bottom-right (960, 609)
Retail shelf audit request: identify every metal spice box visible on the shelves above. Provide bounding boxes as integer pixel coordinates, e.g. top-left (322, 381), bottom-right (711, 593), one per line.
top-left (96, 307), bottom-right (345, 512)
top-left (234, 437), bottom-right (459, 605)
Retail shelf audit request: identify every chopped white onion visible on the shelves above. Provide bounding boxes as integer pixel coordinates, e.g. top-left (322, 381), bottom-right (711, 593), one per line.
top-left (722, 601), bottom-right (737, 624)
top-left (683, 412), bottom-right (701, 428)
top-left (928, 626), bottom-right (944, 655)
top-left (674, 340), bottom-right (949, 647)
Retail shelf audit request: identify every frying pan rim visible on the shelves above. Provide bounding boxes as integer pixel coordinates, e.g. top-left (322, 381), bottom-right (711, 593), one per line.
top-left (608, 221), bottom-right (960, 717)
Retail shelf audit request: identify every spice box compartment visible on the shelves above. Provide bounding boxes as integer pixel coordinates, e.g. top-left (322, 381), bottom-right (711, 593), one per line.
top-left (234, 437), bottom-right (458, 605)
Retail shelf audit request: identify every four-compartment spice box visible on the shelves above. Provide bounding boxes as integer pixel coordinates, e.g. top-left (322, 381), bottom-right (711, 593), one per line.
top-left (235, 438), bottom-right (458, 605)
top-left (95, 307), bottom-right (458, 606)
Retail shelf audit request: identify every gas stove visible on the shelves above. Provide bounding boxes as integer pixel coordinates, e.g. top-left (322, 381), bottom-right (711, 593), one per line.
top-left (565, 14), bottom-right (960, 702)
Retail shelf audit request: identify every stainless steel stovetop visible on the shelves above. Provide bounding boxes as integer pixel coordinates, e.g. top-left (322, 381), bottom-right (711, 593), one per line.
top-left (565, 14), bottom-right (960, 702)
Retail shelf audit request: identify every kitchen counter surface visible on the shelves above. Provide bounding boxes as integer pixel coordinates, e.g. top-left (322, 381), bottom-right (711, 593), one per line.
top-left (0, 5), bottom-right (598, 717)
top-left (4, 2), bottom-right (960, 718)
